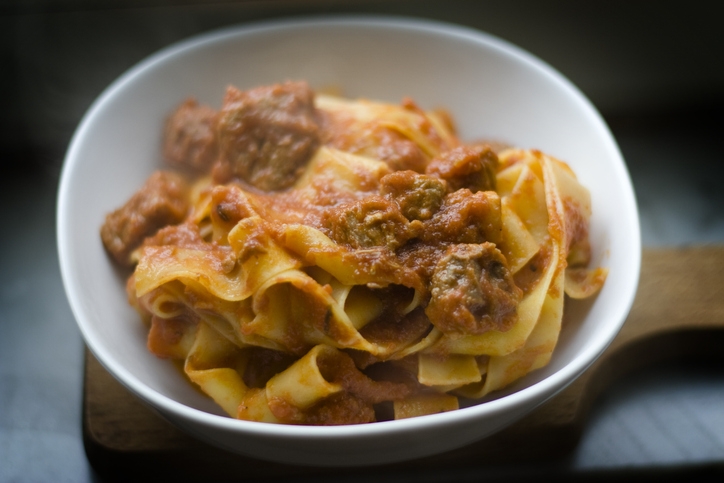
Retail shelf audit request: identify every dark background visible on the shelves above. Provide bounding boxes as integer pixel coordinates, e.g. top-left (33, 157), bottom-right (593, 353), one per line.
top-left (2, 0), bottom-right (724, 172)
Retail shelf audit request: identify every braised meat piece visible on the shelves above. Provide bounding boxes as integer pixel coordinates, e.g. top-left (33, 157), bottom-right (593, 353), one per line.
top-left (162, 98), bottom-right (218, 171)
top-left (426, 145), bottom-right (498, 193)
top-left (421, 189), bottom-right (502, 246)
top-left (213, 81), bottom-right (321, 191)
top-left (100, 171), bottom-right (189, 266)
top-left (322, 196), bottom-right (412, 250)
top-left (426, 243), bottom-right (521, 335)
top-left (380, 171), bottom-right (447, 221)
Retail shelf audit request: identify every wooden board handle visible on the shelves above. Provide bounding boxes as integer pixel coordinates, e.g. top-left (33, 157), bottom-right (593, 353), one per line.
top-left (537, 245), bottom-right (724, 434)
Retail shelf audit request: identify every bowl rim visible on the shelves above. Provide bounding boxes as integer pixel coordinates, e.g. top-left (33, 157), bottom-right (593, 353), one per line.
top-left (57, 14), bottom-right (641, 442)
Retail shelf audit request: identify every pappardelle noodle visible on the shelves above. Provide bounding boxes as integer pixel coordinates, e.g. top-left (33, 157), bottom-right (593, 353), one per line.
top-left (101, 81), bottom-right (607, 425)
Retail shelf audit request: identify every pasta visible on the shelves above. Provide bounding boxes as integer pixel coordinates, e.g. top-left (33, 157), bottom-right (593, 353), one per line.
top-left (101, 81), bottom-right (606, 425)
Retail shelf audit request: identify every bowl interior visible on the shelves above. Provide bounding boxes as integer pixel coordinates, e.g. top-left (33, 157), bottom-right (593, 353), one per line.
top-left (58, 16), bottom-right (640, 455)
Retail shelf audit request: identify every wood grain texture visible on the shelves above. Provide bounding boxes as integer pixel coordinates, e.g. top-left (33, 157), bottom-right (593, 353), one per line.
top-left (83, 246), bottom-right (724, 481)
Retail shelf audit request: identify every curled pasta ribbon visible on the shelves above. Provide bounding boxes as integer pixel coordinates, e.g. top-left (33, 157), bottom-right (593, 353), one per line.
top-left (241, 343), bottom-right (415, 424)
top-left (315, 95), bottom-right (457, 161)
top-left (264, 345), bottom-right (345, 420)
top-left (243, 267), bottom-right (430, 358)
top-left (135, 218), bottom-right (302, 303)
top-left (184, 322), bottom-right (251, 418)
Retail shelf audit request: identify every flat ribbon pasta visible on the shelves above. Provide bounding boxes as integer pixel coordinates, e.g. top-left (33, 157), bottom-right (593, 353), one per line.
top-left (106, 83), bottom-right (606, 424)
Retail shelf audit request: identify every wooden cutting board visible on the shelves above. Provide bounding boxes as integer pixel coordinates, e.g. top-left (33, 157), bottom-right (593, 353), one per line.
top-left (83, 246), bottom-right (724, 482)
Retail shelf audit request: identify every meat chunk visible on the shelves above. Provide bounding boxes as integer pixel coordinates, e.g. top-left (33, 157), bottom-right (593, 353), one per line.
top-left (322, 196), bottom-right (411, 250)
top-left (101, 171), bottom-right (189, 266)
top-left (425, 243), bottom-right (521, 335)
top-left (426, 145), bottom-right (498, 193)
top-left (162, 98), bottom-right (218, 172)
top-left (380, 171), bottom-right (447, 221)
top-left (421, 189), bottom-right (502, 246)
top-left (213, 81), bottom-right (320, 191)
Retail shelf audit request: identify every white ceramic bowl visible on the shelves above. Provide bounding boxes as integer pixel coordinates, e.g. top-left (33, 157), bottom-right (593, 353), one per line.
top-left (57, 16), bottom-right (640, 467)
